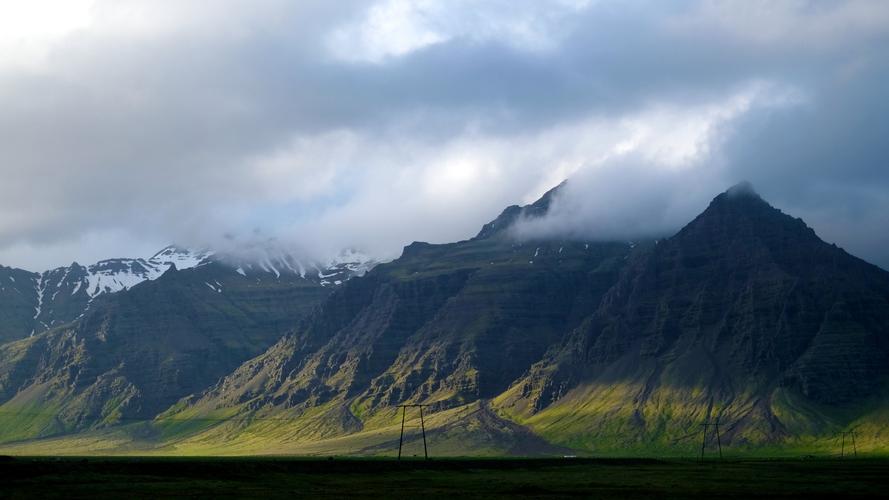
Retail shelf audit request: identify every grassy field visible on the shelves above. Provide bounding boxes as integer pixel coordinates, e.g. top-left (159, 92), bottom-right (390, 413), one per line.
top-left (1, 457), bottom-right (888, 498)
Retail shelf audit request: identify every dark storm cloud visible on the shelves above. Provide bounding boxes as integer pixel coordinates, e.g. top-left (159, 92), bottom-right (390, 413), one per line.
top-left (0, 0), bottom-right (887, 269)
top-left (721, 58), bottom-right (889, 267)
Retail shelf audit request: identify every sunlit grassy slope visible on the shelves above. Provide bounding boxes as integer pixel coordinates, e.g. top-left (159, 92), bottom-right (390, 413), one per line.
top-left (0, 400), bottom-right (559, 457)
top-left (2, 392), bottom-right (888, 457)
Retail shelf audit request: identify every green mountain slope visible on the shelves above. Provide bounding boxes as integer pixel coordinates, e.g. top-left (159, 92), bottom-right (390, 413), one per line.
top-left (155, 241), bottom-right (632, 447)
top-left (146, 184), bottom-right (635, 452)
top-left (0, 263), bottom-right (330, 442)
top-left (497, 183), bottom-right (889, 453)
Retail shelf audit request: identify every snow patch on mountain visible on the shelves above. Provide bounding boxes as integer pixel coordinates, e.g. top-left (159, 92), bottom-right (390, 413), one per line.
top-left (327, 248), bottom-right (375, 277)
top-left (215, 246), bottom-right (378, 286)
top-left (33, 275), bottom-right (44, 320)
top-left (77, 247), bottom-right (213, 298)
top-left (148, 246), bottom-right (214, 271)
top-left (17, 244), bottom-right (380, 336)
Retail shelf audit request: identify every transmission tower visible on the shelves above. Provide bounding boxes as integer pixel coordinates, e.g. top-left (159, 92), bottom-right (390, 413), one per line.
top-left (840, 430), bottom-right (858, 458)
top-left (699, 418), bottom-right (724, 463)
top-left (397, 404), bottom-right (429, 460)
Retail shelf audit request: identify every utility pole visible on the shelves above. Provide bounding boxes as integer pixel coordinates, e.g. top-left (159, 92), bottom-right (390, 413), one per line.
top-left (420, 405), bottom-right (428, 460)
top-left (840, 430), bottom-right (858, 458)
top-left (396, 404), bottom-right (430, 460)
top-left (700, 418), bottom-right (724, 463)
top-left (851, 430), bottom-right (858, 457)
top-left (398, 405), bottom-right (406, 460)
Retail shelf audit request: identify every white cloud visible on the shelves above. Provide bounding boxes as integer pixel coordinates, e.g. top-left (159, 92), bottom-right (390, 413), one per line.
top-left (612, 81), bottom-right (805, 169)
top-left (507, 82), bottom-right (803, 242)
top-left (327, 0), bottom-right (595, 63)
top-left (668, 0), bottom-right (889, 50)
top-left (246, 130), bottom-right (361, 203)
top-left (328, 0), bottom-right (446, 63)
top-left (0, 229), bottom-right (164, 270)
top-left (0, 0), bottom-right (95, 69)
top-left (250, 81), bottom-right (796, 261)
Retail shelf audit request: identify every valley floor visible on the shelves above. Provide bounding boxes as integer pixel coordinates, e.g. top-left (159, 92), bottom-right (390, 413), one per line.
top-left (1, 457), bottom-right (887, 498)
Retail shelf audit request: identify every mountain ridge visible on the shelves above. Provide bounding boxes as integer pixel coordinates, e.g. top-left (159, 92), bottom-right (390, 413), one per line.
top-left (0, 245), bottom-right (379, 344)
top-left (157, 182), bottom-right (889, 455)
top-left (2, 182), bottom-right (889, 456)
top-left (496, 182), bottom-right (889, 451)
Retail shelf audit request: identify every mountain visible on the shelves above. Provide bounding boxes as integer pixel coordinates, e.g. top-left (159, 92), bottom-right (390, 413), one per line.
top-left (141, 182), bottom-right (889, 456)
top-left (0, 261), bottom-right (333, 442)
top-left (497, 182), bottom-right (889, 452)
top-left (0, 246), bottom-right (377, 344)
top-left (2, 183), bottom-right (888, 457)
top-left (474, 181), bottom-right (562, 239)
top-left (0, 246), bottom-right (213, 343)
top-left (0, 246), bottom-right (377, 442)
top-left (0, 266), bottom-right (42, 344)
top-left (159, 236), bottom-right (633, 441)
top-left (217, 247), bottom-right (376, 286)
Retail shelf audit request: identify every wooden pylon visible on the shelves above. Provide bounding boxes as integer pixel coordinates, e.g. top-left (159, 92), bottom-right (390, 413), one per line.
top-left (700, 418), bottom-right (724, 463)
top-left (396, 404), bottom-right (429, 460)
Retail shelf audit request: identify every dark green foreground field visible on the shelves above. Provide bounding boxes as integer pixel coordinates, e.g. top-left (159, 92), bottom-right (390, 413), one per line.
top-left (1, 457), bottom-right (887, 498)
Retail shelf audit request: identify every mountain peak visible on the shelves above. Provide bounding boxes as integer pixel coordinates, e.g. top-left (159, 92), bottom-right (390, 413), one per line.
top-left (674, 182), bottom-right (826, 272)
top-left (475, 181), bottom-right (565, 239)
top-left (725, 180), bottom-right (759, 199)
top-left (702, 181), bottom-right (772, 216)
top-left (706, 181), bottom-right (768, 210)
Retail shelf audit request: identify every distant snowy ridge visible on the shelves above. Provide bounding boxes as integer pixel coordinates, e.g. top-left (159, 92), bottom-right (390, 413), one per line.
top-left (10, 244), bottom-right (379, 336)
top-left (75, 246), bottom-right (214, 298)
top-left (38, 244), bottom-right (378, 301)
top-left (321, 248), bottom-right (376, 286)
top-left (0, 246), bottom-right (216, 334)
top-left (214, 247), bottom-right (378, 286)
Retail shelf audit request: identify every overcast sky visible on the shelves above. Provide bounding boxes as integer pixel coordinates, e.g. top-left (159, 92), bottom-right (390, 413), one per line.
top-left (0, 0), bottom-right (887, 270)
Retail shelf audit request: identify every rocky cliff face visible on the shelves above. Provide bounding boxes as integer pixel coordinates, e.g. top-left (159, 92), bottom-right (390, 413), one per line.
top-left (498, 183), bottom-right (889, 450)
top-left (0, 266), bottom-right (41, 344)
top-left (180, 235), bottom-right (633, 424)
